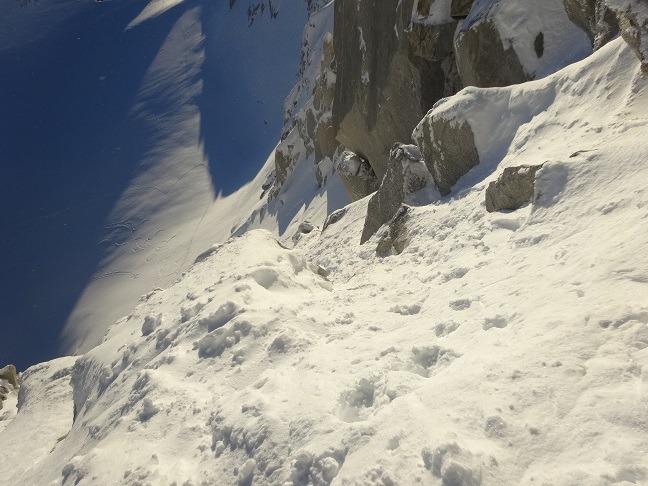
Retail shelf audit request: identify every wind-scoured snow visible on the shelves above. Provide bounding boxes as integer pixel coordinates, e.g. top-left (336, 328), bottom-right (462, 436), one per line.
top-left (2, 37), bottom-right (647, 485)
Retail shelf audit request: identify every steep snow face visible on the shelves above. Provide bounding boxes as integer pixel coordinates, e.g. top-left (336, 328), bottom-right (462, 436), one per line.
top-left (0, 357), bottom-right (77, 482)
top-left (3, 38), bottom-right (647, 486)
top-left (0, 0), bottom-right (309, 368)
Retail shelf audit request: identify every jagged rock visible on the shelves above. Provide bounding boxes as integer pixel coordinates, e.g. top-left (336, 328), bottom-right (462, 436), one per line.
top-left (333, 0), bottom-right (460, 182)
top-left (0, 364), bottom-right (18, 389)
top-left (322, 207), bottom-right (348, 232)
top-left (485, 165), bottom-right (544, 212)
top-left (611, 0), bottom-right (648, 74)
top-left (361, 144), bottom-right (437, 244)
top-left (455, 17), bottom-right (528, 87)
top-left (413, 111), bottom-right (480, 196)
top-left (451, 0), bottom-right (476, 18)
top-left (336, 150), bottom-right (381, 202)
top-left (375, 206), bottom-right (411, 255)
top-left (563, 0), bottom-right (620, 49)
top-left (563, 0), bottom-right (598, 39)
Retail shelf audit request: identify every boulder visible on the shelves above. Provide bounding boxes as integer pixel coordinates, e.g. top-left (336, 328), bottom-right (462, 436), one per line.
top-left (336, 150), bottom-right (381, 202)
top-left (0, 364), bottom-right (18, 389)
top-left (485, 165), bottom-right (544, 212)
top-left (361, 144), bottom-right (438, 244)
top-left (413, 112), bottom-right (480, 196)
top-left (322, 207), bottom-right (348, 232)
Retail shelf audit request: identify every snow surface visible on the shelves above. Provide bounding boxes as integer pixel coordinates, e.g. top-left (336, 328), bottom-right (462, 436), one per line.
top-left (1, 37), bottom-right (647, 485)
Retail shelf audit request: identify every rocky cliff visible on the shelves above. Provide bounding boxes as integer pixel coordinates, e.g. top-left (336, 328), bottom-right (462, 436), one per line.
top-left (269, 0), bottom-right (647, 243)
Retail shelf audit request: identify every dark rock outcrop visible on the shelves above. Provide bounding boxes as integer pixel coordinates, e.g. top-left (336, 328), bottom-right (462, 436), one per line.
top-left (413, 111), bottom-right (480, 196)
top-left (361, 144), bottom-right (437, 243)
top-left (332, 0), bottom-right (462, 182)
top-left (322, 207), bottom-right (348, 232)
top-left (336, 150), bottom-right (381, 201)
top-left (451, 0), bottom-right (476, 18)
top-left (485, 165), bottom-right (544, 212)
top-left (455, 18), bottom-right (528, 88)
top-left (375, 206), bottom-right (411, 255)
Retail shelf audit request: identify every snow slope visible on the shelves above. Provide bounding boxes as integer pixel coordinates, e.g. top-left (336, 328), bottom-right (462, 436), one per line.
top-left (1, 37), bottom-right (646, 485)
top-left (0, 0), bottom-right (311, 369)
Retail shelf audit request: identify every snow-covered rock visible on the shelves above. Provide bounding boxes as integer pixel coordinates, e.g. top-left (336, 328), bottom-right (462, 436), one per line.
top-left (454, 0), bottom-right (592, 87)
top-left (335, 150), bottom-right (381, 202)
top-left (563, 0), bottom-right (621, 48)
top-left (413, 105), bottom-right (481, 196)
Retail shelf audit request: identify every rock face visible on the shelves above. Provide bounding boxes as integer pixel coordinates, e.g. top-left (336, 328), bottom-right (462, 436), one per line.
top-left (413, 111), bottom-right (480, 196)
top-left (361, 144), bottom-right (437, 244)
top-left (269, 4), bottom-right (338, 199)
top-left (335, 150), bottom-right (381, 201)
top-left (375, 206), bottom-right (411, 255)
top-left (563, 0), bottom-right (620, 49)
top-left (452, 0), bottom-right (476, 18)
top-left (485, 165), bottom-right (544, 212)
top-left (454, 9), bottom-right (529, 87)
top-left (0, 365), bottom-right (18, 390)
top-left (332, 0), bottom-right (462, 181)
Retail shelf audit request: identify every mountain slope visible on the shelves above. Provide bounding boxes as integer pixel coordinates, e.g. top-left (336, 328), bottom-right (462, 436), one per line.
top-left (1, 34), bottom-right (647, 485)
top-left (0, 0), bottom-right (310, 368)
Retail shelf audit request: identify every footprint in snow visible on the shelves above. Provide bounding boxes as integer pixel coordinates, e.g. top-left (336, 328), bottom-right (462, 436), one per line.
top-left (449, 299), bottom-right (472, 311)
top-left (389, 304), bottom-right (421, 315)
top-left (482, 315), bottom-right (509, 331)
top-left (410, 346), bottom-right (459, 378)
